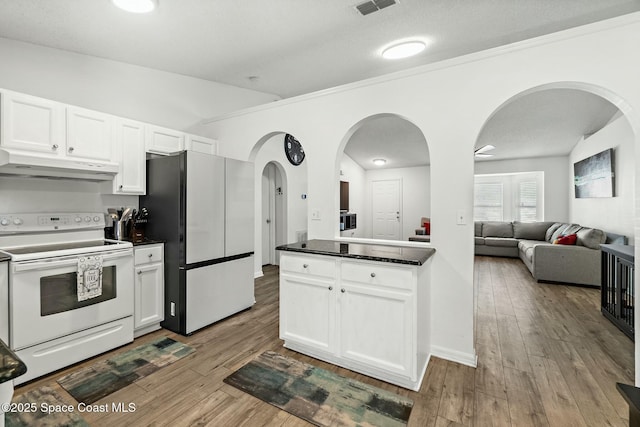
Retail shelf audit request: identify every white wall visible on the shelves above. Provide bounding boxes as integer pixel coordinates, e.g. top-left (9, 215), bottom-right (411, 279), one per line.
top-left (253, 134), bottom-right (308, 276)
top-left (0, 37), bottom-right (279, 132)
top-left (339, 154), bottom-right (366, 238)
top-left (202, 14), bottom-right (640, 370)
top-left (365, 166), bottom-right (431, 240)
top-left (474, 156), bottom-right (569, 221)
top-left (570, 115), bottom-right (635, 240)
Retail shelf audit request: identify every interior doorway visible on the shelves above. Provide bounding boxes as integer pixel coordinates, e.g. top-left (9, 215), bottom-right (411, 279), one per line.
top-left (372, 179), bottom-right (402, 240)
top-left (261, 162), bottom-right (284, 266)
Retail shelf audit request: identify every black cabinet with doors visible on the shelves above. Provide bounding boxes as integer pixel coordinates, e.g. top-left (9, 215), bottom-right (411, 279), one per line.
top-left (601, 244), bottom-right (635, 340)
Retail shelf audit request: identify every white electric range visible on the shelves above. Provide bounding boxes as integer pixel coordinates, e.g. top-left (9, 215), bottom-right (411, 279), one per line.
top-left (0, 212), bottom-right (134, 385)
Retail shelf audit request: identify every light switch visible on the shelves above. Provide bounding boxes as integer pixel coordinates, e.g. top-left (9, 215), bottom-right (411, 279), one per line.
top-left (457, 209), bottom-right (466, 225)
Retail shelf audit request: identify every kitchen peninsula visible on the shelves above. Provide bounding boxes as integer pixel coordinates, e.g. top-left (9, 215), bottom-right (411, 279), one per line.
top-left (276, 239), bottom-right (434, 391)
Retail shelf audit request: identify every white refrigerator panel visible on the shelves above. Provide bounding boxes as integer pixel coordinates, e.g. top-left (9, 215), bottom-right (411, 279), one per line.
top-left (225, 159), bottom-right (255, 256)
top-left (186, 152), bottom-right (225, 264)
top-left (185, 256), bottom-right (255, 334)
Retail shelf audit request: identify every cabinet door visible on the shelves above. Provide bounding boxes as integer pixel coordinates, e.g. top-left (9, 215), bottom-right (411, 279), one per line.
top-left (338, 283), bottom-right (413, 378)
top-left (1, 91), bottom-right (65, 154)
top-left (66, 106), bottom-right (113, 161)
top-left (280, 273), bottom-right (335, 353)
top-left (185, 134), bottom-right (217, 155)
top-left (146, 125), bottom-right (184, 154)
top-left (113, 119), bottom-right (146, 194)
top-left (134, 263), bottom-right (164, 329)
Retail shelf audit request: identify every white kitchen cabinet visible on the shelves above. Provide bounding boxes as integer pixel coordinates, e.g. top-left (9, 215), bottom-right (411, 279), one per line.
top-left (279, 252), bottom-right (430, 391)
top-left (112, 118), bottom-right (146, 195)
top-left (133, 244), bottom-right (164, 337)
top-left (0, 91), bottom-right (65, 155)
top-left (0, 261), bottom-right (8, 344)
top-left (185, 134), bottom-right (217, 155)
top-left (66, 106), bottom-right (113, 161)
top-left (146, 125), bottom-right (184, 155)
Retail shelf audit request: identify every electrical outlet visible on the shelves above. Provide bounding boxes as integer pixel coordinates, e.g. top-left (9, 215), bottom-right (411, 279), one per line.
top-left (311, 209), bottom-right (321, 220)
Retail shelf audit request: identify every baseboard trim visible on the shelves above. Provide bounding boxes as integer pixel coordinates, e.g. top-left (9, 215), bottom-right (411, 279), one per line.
top-left (431, 345), bottom-right (478, 368)
top-left (254, 270), bottom-right (264, 279)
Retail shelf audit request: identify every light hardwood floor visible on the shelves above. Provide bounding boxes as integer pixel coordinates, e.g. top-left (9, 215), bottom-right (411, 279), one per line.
top-left (14, 257), bottom-right (635, 426)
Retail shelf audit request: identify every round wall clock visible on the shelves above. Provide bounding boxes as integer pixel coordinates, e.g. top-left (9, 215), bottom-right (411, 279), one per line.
top-left (284, 134), bottom-right (305, 166)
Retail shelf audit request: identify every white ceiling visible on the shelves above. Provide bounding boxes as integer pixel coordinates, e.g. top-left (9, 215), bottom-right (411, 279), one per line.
top-left (0, 0), bottom-right (638, 99)
top-left (0, 1), bottom-right (632, 167)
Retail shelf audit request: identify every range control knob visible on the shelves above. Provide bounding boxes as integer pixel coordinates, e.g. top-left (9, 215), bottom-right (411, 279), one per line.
top-left (13, 218), bottom-right (23, 226)
top-left (93, 216), bottom-right (101, 222)
top-left (0, 219), bottom-right (9, 226)
top-left (75, 217), bottom-right (82, 223)
top-left (84, 216), bottom-right (91, 222)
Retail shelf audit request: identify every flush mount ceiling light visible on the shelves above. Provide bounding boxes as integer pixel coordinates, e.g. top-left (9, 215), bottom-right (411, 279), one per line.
top-left (111, 0), bottom-right (157, 13)
top-left (381, 40), bottom-right (426, 60)
top-left (373, 159), bottom-right (387, 166)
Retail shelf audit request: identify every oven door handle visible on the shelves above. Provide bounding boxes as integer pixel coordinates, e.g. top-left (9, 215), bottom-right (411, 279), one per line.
top-left (12, 250), bottom-right (132, 272)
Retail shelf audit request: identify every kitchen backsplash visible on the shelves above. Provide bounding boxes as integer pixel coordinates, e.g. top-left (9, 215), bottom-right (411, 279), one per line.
top-left (0, 176), bottom-right (138, 214)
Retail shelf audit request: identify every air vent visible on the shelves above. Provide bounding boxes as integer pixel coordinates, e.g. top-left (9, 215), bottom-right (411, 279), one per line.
top-left (355, 0), bottom-right (397, 16)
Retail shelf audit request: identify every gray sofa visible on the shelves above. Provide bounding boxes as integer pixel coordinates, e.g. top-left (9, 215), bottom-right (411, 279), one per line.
top-left (475, 221), bottom-right (627, 287)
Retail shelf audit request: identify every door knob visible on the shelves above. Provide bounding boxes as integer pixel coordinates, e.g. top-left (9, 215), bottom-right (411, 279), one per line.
top-left (341, 288), bottom-right (346, 293)
top-left (371, 272), bottom-right (376, 278)
top-left (266, 219), bottom-right (271, 224)
top-left (68, 146), bottom-right (74, 153)
top-left (51, 144), bottom-right (58, 151)
top-left (137, 270), bottom-right (142, 275)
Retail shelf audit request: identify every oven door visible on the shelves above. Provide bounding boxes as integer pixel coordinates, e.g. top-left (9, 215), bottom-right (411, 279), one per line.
top-left (9, 249), bottom-right (133, 350)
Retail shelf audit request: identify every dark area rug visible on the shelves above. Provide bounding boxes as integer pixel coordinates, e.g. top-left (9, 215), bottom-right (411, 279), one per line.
top-left (57, 336), bottom-right (195, 404)
top-left (223, 351), bottom-right (414, 426)
top-left (5, 385), bottom-right (89, 427)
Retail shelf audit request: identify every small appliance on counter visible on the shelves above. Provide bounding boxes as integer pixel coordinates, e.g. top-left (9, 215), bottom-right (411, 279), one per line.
top-left (105, 207), bottom-right (149, 243)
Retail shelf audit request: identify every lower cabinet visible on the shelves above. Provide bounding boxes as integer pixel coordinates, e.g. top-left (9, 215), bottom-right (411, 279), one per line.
top-left (279, 252), bottom-right (430, 391)
top-left (133, 244), bottom-right (164, 337)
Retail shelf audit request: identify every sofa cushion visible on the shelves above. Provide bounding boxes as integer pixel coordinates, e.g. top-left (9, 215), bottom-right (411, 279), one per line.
top-left (550, 223), bottom-right (581, 243)
top-left (554, 233), bottom-right (577, 245)
top-left (475, 237), bottom-right (485, 245)
top-left (545, 223), bottom-right (563, 242)
top-left (576, 227), bottom-right (607, 249)
top-left (474, 222), bottom-right (483, 237)
top-left (482, 222), bottom-right (513, 238)
top-left (513, 221), bottom-right (553, 241)
top-left (485, 237), bottom-right (518, 247)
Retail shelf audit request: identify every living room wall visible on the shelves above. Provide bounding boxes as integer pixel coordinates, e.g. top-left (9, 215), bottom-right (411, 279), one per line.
top-left (474, 156), bottom-right (569, 222)
top-left (569, 114), bottom-right (635, 240)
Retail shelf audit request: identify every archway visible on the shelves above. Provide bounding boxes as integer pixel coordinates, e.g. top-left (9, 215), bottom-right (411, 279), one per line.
top-left (335, 113), bottom-right (431, 244)
top-left (472, 81), bottom-right (640, 390)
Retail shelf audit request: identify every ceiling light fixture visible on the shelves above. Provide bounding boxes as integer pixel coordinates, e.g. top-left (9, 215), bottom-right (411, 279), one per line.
top-left (111, 0), bottom-right (157, 13)
top-left (382, 41), bottom-right (426, 60)
top-left (373, 159), bottom-right (387, 166)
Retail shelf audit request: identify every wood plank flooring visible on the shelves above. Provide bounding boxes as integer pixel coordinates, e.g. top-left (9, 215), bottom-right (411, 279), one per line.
top-left (13, 257), bottom-right (635, 426)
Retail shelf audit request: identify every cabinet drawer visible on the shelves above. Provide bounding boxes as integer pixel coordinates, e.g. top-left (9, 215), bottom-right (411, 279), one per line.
top-left (134, 245), bottom-right (164, 265)
top-left (280, 254), bottom-right (336, 279)
top-left (341, 261), bottom-right (413, 290)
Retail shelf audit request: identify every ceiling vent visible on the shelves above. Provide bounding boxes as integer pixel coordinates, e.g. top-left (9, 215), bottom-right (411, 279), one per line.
top-left (355, 0), bottom-right (397, 16)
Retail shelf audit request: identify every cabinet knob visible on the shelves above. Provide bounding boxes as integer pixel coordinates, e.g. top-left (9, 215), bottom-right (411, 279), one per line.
top-left (303, 264), bottom-right (308, 268)
top-left (51, 144), bottom-right (58, 151)
top-left (68, 146), bottom-right (74, 153)
top-left (370, 272), bottom-right (376, 278)
top-left (137, 270), bottom-right (142, 275)
top-left (119, 185), bottom-right (123, 189)
top-left (148, 253), bottom-right (153, 258)
top-left (341, 288), bottom-right (346, 293)
top-left (328, 286), bottom-right (333, 291)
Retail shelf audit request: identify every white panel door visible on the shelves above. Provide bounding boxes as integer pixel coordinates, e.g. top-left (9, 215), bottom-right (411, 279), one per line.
top-left (186, 151), bottom-right (225, 264)
top-left (66, 106), bottom-right (113, 161)
top-left (134, 262), bottom-right (164, 329)
top-left (113, 119), bottom-right (146, 194)
top-left (225, 158), bottom-right (255, 256)
top-left (1, 91), bottom-right (65, 154)
top-left (372, 179), bottom-right (402, 240)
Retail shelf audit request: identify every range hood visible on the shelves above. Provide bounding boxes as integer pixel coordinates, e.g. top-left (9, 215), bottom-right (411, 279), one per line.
top-left (0, 148), bottom-right (118, 181)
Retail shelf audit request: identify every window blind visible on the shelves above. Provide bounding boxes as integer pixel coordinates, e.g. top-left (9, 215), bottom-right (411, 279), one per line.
top-left (474, 182), bottom-right (503, 221)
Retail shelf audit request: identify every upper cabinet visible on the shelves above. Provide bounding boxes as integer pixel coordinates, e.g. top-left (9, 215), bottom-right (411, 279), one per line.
top-left (66, 106), bottom-right (113, 162)
top-left (1, 91), bottom-right (65, 155)
top-left (146, 125), bottom-right (184, 155)
top-left (113, 118), bottom-right (146, 195)
top-left (185, 134), bottom-right (217, 155)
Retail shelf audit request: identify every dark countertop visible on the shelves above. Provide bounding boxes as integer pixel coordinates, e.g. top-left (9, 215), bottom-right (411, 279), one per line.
top-left (276, 239), bottom-right (435, 266)
top-left (131, 238), bottom-right (165, 246)
top-left (601, 244), bottom-right (634, 261)
top-left (0, 339), bottom-right (27, 384)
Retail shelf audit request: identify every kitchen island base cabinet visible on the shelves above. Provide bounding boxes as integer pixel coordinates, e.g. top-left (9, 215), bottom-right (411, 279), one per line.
top-left (279, 252), bottom-right (431, 391)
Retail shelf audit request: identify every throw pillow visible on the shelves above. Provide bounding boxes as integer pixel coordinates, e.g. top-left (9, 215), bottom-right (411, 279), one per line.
top-left (576, 227), bottom-right (607, 249)
top-left (424, 221), bottom-right (431, 235)
top-left (554, 234), bottom-right (577, 245)
top-left (545, 223), bottom-right (563, 242)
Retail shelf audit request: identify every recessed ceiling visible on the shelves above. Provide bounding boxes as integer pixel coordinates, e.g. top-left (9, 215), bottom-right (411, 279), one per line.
top-left (0, 1), bottom-right (638, 98)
